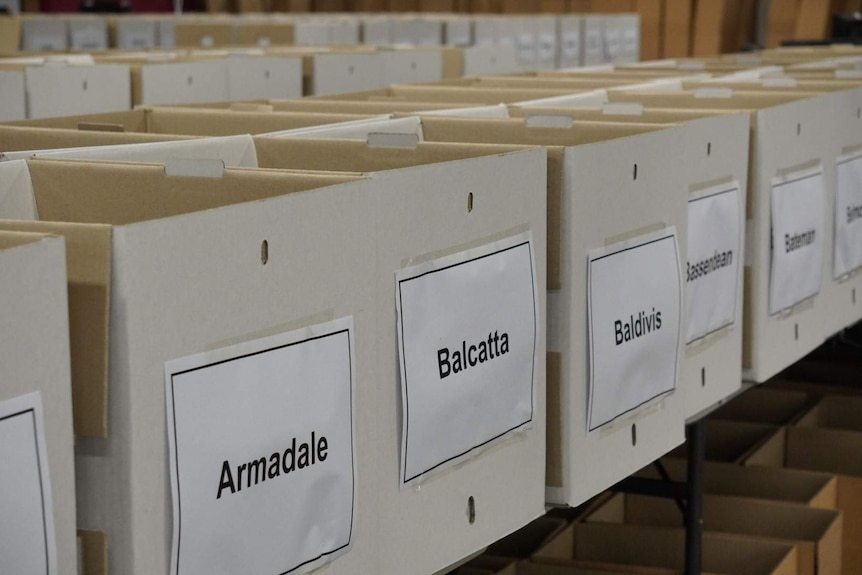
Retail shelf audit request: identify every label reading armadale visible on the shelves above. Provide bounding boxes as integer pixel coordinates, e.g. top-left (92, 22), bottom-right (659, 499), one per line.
top-left (685, 183), bottom-right (742, 343)
top-left (770, 168), bottom-right (825, 315)
top-left (0, 391), bottom-right (57, 575)
top-left (396, 232), bottom-right (538, 486)
top-left (588, 228), bottom-right (682, 432)
top-left (834, 153), bottom-right (862, 278)
top-left (165, 318), bottom-right (355, 575)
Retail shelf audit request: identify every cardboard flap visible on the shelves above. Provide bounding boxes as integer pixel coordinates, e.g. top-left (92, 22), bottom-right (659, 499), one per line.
top-left (6, 110), bottom-right (149, 132)
top-left (388, 85), bottom-right (590, 104)
top-left (2, 135), bottom-right (259, 168)
top-left (610, 90), bottom-right (816, 110)
top-left (77, 530), bottom-right (107, 575)
top-left (271, 98), bottom-right (469, 115)
top-left (0, 218), bottom-right (112, 438)
top-left (0, 230), bottom-right (52, 250)
top-left (145, 107), bottom-right (371, 137)
top-left (0, 126), bottom-right (192, 154)
top-left (0, 160), bottom-right (37, 220)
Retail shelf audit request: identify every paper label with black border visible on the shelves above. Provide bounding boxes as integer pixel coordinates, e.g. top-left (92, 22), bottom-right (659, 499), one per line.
top-left (686, 183), bottom-right (741, 343)
top-left (770, 167), bottom-right (825, 315)
top-left (588, 228), bottom-right (682, 432)
top-left (834, 152), bottom-right (862, 278)
top-left (396, 232), bottom-right (538, 487)
top-left (0, 391), bottom-right (57, 575)
top-left (165, 317), bottom-right (355, 575)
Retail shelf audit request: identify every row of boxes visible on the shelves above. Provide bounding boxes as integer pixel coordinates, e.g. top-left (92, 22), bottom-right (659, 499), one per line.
top-left (1, 12), bottom-right (640, 68)
top-left (2, 45), bottom-right (862, 575)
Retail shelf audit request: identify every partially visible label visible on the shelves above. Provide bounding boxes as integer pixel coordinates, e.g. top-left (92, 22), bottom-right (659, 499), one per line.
top-left (770, 168), bottom-right (825, 315)
top-left (562, 31), bottom-right (581, 61)
top-left (588, 229), bottom-right (682, 432)
top-left (0, 391), bottom-right (56, 575)
top-left (834, 153), bottom-right (862, 278)
top-left (165, 318), bottom-right (355, 575)
top-left (396, 233), bottom-right (538, 486)
top-left (517, 33), bottom-right (536, 65)
top-left (585, 28), bottom-right (603, 61)
top-left (622, 28), bottom-right (639, 59)
top-left (686, 183), bottom-right (742, 343)
top-left (538, 32), bottom-right (556, 63)
top-left (604, 27), bottom-right (623, 60)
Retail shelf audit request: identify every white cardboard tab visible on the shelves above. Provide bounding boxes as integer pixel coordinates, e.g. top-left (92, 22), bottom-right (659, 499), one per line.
top-left (587, 228), bottom-right (682, 432)
top-left (396, 233), bottom-right (538, 485)
top-left (0, 391), bottom-right (57, 575)
top-left (834, 153), bottom-right (862, 278)
top-left (686, 183), bottom-right (741, 343)
top-left (769, 167), bottom-right (825, 315)
top-left (165, 317), bottom-right (356, 575)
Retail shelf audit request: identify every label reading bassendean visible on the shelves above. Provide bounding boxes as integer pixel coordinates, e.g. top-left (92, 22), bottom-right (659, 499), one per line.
top-left (164, 318), bottom-right (355, 575)
top-left (686, 183), bottom-right (742, 343)
top-left (588, 228), bottom-right (682, 432)
top-left (396, 233), bottom-right (537, 486)
top-left (769, 168), bottom-right (825, 315)
top-left (0, 391), bottom-right (57, 575)
top-left (834, 153), bottom-right (862, 278)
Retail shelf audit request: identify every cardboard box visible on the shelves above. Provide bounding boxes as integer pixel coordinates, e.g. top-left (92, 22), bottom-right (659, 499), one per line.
top-left (746, 426), bottom-right (862, 574)
top-left (225, 55), bottom-right (303, 100)
top-left (710, 386), bottom-right (812, 425)
top-left (20, 18), bottom-right (67, 52)
top-left (607, 89), bottom-right (836, 383)
top-left (0, 141), bottom-right (547, 575)
top-left (23, 63), bottom-right (131, 120)
top-left (0, 225), bottom-right (77, 574)
top-left (638, 457), bottom-right (839, 509)
top-left (668, 419), bottom-right (782, 463)
top-left (131, 60), bottom-right (229, 106)
top-left (111, 18), bottom-right (159, 50)
top-left (797, 395), bottom-right (862, 432)
top-left (662, 0), bottom-right (692, 58)
top-left (0, 69), bottom-right (26, 122)
top-left (309, 52), bottom-right (384, 95)
top-left (234, 22), bottom-right (296, 46)
top-left (586, 492), bottom-right (843, 575)
top-left (391, 18), bottom-right (444, 45)
top-left (462, 44), bottom-right (522, 75)
top-left (67, 17), bottom-right (108, 51)
top-left (635, 0), bottom-right (658, 60)
top-left (533, 522), bottom-right (799, 574)
top-left (380, 48), bottom-right (444, 87)
top-left (173, 20), bottom-right (235, 48)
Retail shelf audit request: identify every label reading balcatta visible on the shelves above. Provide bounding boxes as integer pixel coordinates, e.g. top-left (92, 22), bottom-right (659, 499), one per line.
top-left (396, 232), bottom-right (538, 486)
top-left (0, 391), bottom-right (57, 575)
top-left (834, 153), bottom-right (862, 278)
top-left (770, 167), bottom-right (825, 315)
top-left (588, 228), bottom-right (682, 432)
top-left (685, 183), bottom-right (742, 343)
top-left (165, 317), bottom-right (355, 575)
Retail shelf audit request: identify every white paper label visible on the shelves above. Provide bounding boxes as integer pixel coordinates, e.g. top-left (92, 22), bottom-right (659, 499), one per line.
top-left (686, 183), bottom-right (742, 343)
top-left (623, 28), bottom-right (639, 57)
top-left (834, 153), bottom-right (862, 278)
top-left (165, 318), bottom-right (355, 575)
top-left (585, 28), bottom-right (603, 60)
top-left (604, 28), bottom-right (623, 59)
top-left (770, 168), bottom-right (825, 315)
top-left (588, 229), bottom-right (682, 431)
top-left (0, 391), bottom-right (57, 575)
top-left (396, 233), bottom-right (538, 486)
top-left (562, 31), bottom-right (581, 60)
top-left (517, 33), bottom-right (536, 65)
top-left (538, 33), bottom-right (556, 63)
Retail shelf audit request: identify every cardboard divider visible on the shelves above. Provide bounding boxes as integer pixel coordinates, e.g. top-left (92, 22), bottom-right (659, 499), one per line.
top-left (586, 492), bottom-right (843, 575)
top-left (313, 85), bottom-right (592, 104)
top-left (668, 419), bottom-right (783, 463)
top-left (710, 387), bottom-right (813, 425)
top-left (797, 396), bottom-right (862, 432)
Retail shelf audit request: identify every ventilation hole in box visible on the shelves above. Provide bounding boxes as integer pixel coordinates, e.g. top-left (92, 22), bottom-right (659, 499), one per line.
top-left (467, 192), bottom-right (474, 213)
top-left (707, 142), bottom-right (711, 157)
top-left (260, 240), bottom-right (269, 265)
top-left (468, 496), bottom-right (476, 524)
top-left (701, 367), bottom-right (706, 387)
top-left (795, 323), bottom-right (799, 341)
top-left (633, 164), bottom-right (638, 180)
top-left (631, 423), bottom-right (637, 446)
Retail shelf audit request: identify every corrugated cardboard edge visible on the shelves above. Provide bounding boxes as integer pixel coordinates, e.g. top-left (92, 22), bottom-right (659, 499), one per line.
top-left (0, 230), bottom-right (50, 250)
top-left (0, 219), bottom-right (112, 438)
top-left (546, 351), bottom-right (563, 488)
top-left (77, 530), bottom-right (107, 575)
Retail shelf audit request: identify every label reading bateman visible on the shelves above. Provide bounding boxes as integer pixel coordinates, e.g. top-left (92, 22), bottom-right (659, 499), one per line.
top-left (396, 232), bottom-right (538, 486)
top-left (165, 317), bottom-right (355, 575)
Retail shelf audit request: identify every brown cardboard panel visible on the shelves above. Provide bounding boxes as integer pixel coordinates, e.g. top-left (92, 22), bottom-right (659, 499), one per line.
top-left (639, 458), bottom-right (839, 509)
top-left (0, 126), bottom-right (191, 155)
top-left (269, 99), bottom-right (479, 114)
top-left (546, 351), bottom-right (563, 488)
top-left (710, 387), bottom-right (812, 425)
top-left (637, 0), bottom-right (662, 61)
top-left (78, 530), bottom-right (107, 575)
top-left (0, 229), bottom-right (50, 250)
top-left (235, 23), bottom-right (296, 46)
top-left (589, 493), bottom-right (843, 575)
top-left (668, 420), bottom-right (782, 463)
top-left (535, 522), bottom-right (798, 575)
top-left (145, 108), bottom-right (371, 136)
top-left (662, 0), bottom-right (693, 58)
top-left (692, 0), bottom-right (728, 56)
top-left (6, 110), bottom-right (150, 132)
top-left (796, 396), bottom-right (862, 432)
top-left (766, 0), bottom-right (797, 48)
top-left (323, 85), bottom-right (591, 104)
top-left (0, 17), bottom-right (21, 52)
top-left (794, 0), bottom-right (832, 40)
top-left (517, 561), bottom-right (679, 575)
top-left (0, 219), bottom-right (112, 438)
top-left (510, 106), bottom-right (736, 124)
top-left (609, 90), bottom-right (815, 110)
top-left (173, 23), bottom-right (235, 48)
top-left (447, 76), bottom-right (645, 89)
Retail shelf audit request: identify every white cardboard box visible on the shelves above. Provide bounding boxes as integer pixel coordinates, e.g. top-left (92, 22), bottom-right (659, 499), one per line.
top-left (0, 69), bottom-right (26, 122)
top-left (380, 49), bottom-right (443, 88)
top-left (113, 18), bottom-right (159, 50)
top-left (461, 44), bottom-right (522, 77)
top-left (21, 18), bottom-right (68, 52)
top-left (134, 60), bottom-right (228, 106)
top-left (0, 220), bottom-right (77, 575)
top-left (225, 55), bottom-right (303, 101)
top-left (67, 17), bottom-right (108, 51)
top-left (310, 52), bottom-right (383, 96)
top-left (25, 63), bottom-right (131, 119)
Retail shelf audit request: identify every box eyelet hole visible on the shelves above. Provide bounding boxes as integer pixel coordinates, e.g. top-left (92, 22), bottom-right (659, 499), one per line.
top-left (701, 367), bottom-right (706, 387)
top-left (796, 123), bottom-right (801, 136)
top-left (468, 496), bottom-right (476, 524)
top-left (260, 240), bottom-right (269, 265)
top-left (794, 323), bottom-right (799, 340)
top-left (633, 164), bottom-right (638, 180)
top-left (853, 288), bottom-right (857, 305)
top-left (264, 69), bottom-right (270, 80)
top-left (82, 80), bottom-right (88, 91)
top-left (707, 142), bottom-right (711, 156)
top-left (467, 192), bottom-right (474, 213)
top-left (348, 65), bottom-right (354, 75)
top-left (187, 75), bottom-right (193, 86)
top-left (631, 423), bottom-right (637, 446)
